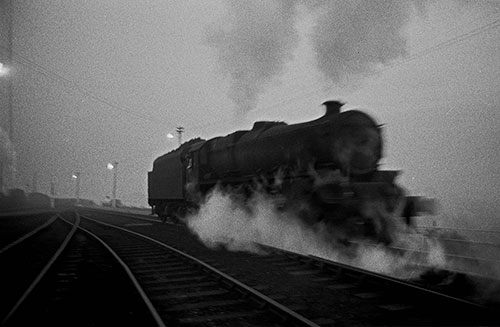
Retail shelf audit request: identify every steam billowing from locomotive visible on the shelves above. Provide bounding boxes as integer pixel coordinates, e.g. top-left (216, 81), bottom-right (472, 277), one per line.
top-left (207, 1), bottom-right (499, 113)
top-left (185, 184), bottom-right (445, 278)
top-left (207, 0), bottom-right (416, 112)
top-left (148, 100), bottom-right (434, 250)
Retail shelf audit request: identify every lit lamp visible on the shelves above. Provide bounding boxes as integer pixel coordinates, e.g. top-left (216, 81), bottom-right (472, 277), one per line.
top-left (0, 62), bottom-right (9, 77)
top-left (107, 162), bottom-right (118, 208)
top-left (0, 61), bottom-right (13, 141)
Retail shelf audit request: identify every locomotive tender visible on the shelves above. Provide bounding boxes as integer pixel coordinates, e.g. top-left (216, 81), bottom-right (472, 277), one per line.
top-left (148, 101), bottom-right (431, 245)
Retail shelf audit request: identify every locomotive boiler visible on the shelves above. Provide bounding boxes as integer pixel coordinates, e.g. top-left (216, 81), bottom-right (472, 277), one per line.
top-left (148, 101), bottom-right (432, 245)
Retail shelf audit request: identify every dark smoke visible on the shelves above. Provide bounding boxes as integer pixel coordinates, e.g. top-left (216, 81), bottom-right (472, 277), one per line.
top-left (308, 1), bottom-right (411, 85)
top-left (208, 0), bottom-right (422, 112)
top-left (206, 0), bottom-right (300, 113)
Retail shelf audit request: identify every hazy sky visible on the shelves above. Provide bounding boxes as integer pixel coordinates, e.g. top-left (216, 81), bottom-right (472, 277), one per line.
top-left (1, 0), bottom-right (500, 229)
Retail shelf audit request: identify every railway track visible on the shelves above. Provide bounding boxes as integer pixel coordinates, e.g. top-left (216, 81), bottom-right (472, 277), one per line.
top-left (77, 214), bottom-right (321, 326)
top-left (1, 212), bottom-right (159, 326)
top-left (80, 209), bottom-right (500, 325)
top-left (256, 243), bottom-right (498, 323)
top-left (0, 212), bottom-right (71, 323)
top-left (2, 209), bottom-right (499, 326)
top-left (0, 211), bottom-right (320, 326)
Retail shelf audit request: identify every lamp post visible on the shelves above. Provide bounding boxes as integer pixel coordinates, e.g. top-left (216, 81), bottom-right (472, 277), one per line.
top-left (107, 162), bottom-right (118, 208)
top-left (1, 0), bottom-right (14, 191)
top-left (176, 126), bottom-right (184, 146)
top-left (1, 53), bottom-right (14, 143)
top-left (50, 176), bottom-right (56, 208)
top-left (71, 172), bottom-right (80, 204)
top-left (1, 62), bottom-right (12, 193)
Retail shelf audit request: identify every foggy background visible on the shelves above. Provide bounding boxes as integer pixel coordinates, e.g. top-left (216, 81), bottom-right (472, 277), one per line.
top-left (1, 0), bottom-right (499, 230)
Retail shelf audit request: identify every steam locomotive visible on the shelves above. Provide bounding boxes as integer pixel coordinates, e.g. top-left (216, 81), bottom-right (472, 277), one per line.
top-left (148, 101), bottom-right (433, 245)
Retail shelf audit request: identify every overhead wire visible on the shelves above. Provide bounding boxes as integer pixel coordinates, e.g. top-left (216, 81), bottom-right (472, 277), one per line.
top-left (180, 14), bottom-right (500, 133)
top-left (2, 12), bottom-right (499, 136)
top-left (376, 17), bottom-right (500, 73)
top-left (270, 15), bottom-right (500, 112)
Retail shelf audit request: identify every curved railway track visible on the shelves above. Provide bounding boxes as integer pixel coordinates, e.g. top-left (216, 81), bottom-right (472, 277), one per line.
top-left (1, 209), bottom-right (499, 326)
top-left (77, 214), bottom-right (320, 326)
top-left (1, 212), bottom-right (71, 323)
top-left (81, 209), bottom-right (500, 325)
top-left (0, 211), bottom-right (320, 326)
top-left (1, 212), bottom-right (159, 326)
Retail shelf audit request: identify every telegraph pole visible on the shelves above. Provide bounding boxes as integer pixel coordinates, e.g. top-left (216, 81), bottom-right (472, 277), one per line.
top-left (107, 162), bottom-right (118, 208)
top-left (32, 172), bottom-right (38, 193)
top-left (112, 161), bottom-right (118, 208)
top-left (50, 176), bottom-right (56, 208)
top-left (72, 172), bottom-right (80, 204)
top-left (4, 0), bottom-right (13, 141)
top-left (0, 0), bottom-right (14, 192)
top-left (0, 162), bottom-right (3, 194)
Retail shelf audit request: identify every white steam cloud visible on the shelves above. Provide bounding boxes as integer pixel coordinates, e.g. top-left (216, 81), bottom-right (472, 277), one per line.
top-left (187, 185), bottom-right (330, 255)
top-left (186, 185), bottom-right (453, 278)
top-left (186, 184), bottom-right (500, 303)
top-left (208, 0), bottom-right (420, 112)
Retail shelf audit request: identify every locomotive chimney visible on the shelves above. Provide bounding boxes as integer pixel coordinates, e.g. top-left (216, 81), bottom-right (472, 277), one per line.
top-left (322, 100), bottom-right (344, 116)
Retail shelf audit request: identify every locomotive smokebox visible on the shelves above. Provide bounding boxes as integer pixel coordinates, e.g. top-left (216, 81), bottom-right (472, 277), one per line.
top-left (322, 100), bottom-right (344, 116)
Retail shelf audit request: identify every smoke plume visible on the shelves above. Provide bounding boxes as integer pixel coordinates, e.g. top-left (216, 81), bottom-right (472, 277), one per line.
top-left (208, 0), bottom-right (420, 112)
top-left (206, 0), bottom-right (300, 113)
top-left (307, 0), bottom-right (411, 85)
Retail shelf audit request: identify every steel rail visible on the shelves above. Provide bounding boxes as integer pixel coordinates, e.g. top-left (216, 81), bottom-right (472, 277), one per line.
top-left (416, 225), bottom-right (500, 235)
top-left (349, 239), bottom-right (500, 276)
top-left (308, 254), bottom-right (490, 309)
top-left (81, 214), bottom-right (321, 327)
top-left (0, 209), bottom-right (56, 218)
top-left (259, 243), bottom-right (489, 309)
top-left (309, 255), bottom-right (488, 310)
top-left (416, 234), bottom-right (500, 247)
top-left (80, 206), bottom-right (158, 221)
top-left (1, 214), bottom-right (79, 325)
top-left (397, 229), bottom-right (500, 248)
top-left (387, 244), bottom-right (500, 265)
top-left (0, 215), bottom-right (59, 255)
top-left (62, 214), bottom-right (166, 327)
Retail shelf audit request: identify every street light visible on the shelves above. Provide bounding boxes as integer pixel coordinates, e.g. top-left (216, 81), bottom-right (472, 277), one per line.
top-left (50, 176), bottom-right (56, 208)
top-left (0, 62), bottom-right (11, 76)
top-left (107, 162), bottom-right (118, 208)
top-left (0, 62), bottom-right (8, 76)
top-left (176, 126), bottom-right (184, 146)
top-left (72, 172), bottom-right (80, 204)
